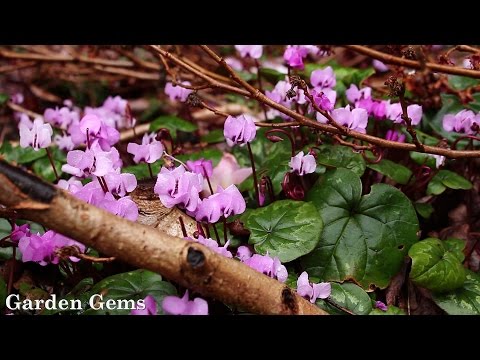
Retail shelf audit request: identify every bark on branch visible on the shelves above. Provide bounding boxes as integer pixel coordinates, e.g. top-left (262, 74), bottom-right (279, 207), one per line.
top-left (0, 160), bottom-right (326, 315)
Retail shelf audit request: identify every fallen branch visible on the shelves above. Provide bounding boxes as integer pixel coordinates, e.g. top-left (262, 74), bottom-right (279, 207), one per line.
top-left (344, 45), bottom-right (480, 79)
top-left (0, 160), bottom-right (325, 315)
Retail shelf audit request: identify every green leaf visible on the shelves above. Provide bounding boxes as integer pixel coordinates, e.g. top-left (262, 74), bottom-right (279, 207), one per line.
top-left (0, 218), bottom-right (11, 239)
top-left (415, 203), bottom-right (434, 219)
top-left (367, 159), bottom-right (413, 185)
top-left (245, 200), bottom-right (323, 262)
top-left (42, 278), bottom-right (94, 315)
top-left (85, 269), bottom-right (176, 315)
top-left (259, 68), bottom-right (286, 84)
top-left (432, 270), bottom-right (480, 314)
top-left (0, 277), bottom-right (6, 310)
top-left (427, 170), bottom-right (472, 196)
top-left (369, 305), bottom-right (406, 315)
top-left (303, 168), bottom-right (419, 290)
top-left (122, 162), bottom-right (161, 180)
top-left (303, 62), bottom-right (374, 86)
top-left (32, 157), bottom-right (63, 182)
top-left (0, 93), bottom-right (9, 105)
top-left (150, 115), bottom-right (197, 139)
top-left (200, 129), bottom-right (225, 144)
top-left (410, 151), bottom-right (437, 169)
top-left (0, 143), bottom-right (47, 164)
top-left (448, 75), bottom-right (480, 91)
top-left (316, 282), bottom-right (373, 315)
top-left (316, 144), bottom-right (366, 176)
top-left (409, 238), bottom-right (465, 292)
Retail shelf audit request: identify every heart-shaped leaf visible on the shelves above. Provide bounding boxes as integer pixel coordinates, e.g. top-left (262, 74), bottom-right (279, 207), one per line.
top-left (245, 200), bottom-right (323, 262)
top-left (367, 159), bottom-right (413, 185)
top-left (415, 203), bottom-right (434, 219)
top-left (303, 168), bottom-right (419, 290)
top-left (427, 170), bottom-right (472, 196)
top-left (150, 115), bottom-right (198, 140)
top-left (316, 282), bottom-right (372, 315)
top-left (369, 305), bottom-right (406, 315)
top-left (432, 270), bottom-right (480, 315)
top-left (316, 144), bottom-right (366, 176)
top-left (84, 269), bottom-right (176, 315)
top-left (409, 238), bottom-right (466, 292)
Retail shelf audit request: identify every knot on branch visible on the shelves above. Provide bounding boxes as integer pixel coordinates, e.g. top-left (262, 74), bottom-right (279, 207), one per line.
top-left (385, 76), bottom-right (405, 98)
top-left (187, 247), bottom-right (205, 269)
top-left (281, 287), bottom-right (299, 314)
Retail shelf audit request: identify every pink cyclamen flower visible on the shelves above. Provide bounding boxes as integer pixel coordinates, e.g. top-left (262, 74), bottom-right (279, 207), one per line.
top-left (373, 59), bottom-right (389, 72)
top-left (318, 105), bottom-right (369, 133)
top-left (162, 290), bottom-right (208, 315)
top-left (10, 224), bottom-right (30, 243)
top-left (164, 82), bottom-right (193, 102)
top-left (11, 93), bottom-right (24, 104)
top-left (103, 95), bottom-right (128, 115)
top-left (54, 134), bottom-right (75, 151)
top-left (195, 184), bottom-right (246, 223)
top-left (235, 45), bottom-right (263, 59)
top-left (19, 118), bottom-right (53, 151)
top-left (224, 114), bottom-right (257, 146)
top-left (186, 158), bottom-right (213, 178)
top-left (375, 301), bottom-right (388, 311)
top-left (289, 151), bottom-right (317, 176)
top-left (131, 295), bottom-right (157, 315)
top-left (57, 177), bottom-right (83, 194)
top-left (205, 153), bottom-right (252, 195)
top-left (127, 133), bottom-right (164, 164)
top-left (154, 166), bottom-right (203, 212)
top-left (243, 254), bottom-right (288, 283)
top-left (18, 230), bottom-right (85, 266)
top-left (310, 88), bottom-right (336, 112)
top-left (385, 130), bottom-right (406, 143)
top-left (44, 106), bottom-right (79, 130)
top-left (310, 66), bottom-right (336, 89)
top-left (443, 109), bottom-right (480, 134)
top-left (79, 114), bottom-right (120, 150)
top-left (103, 172), bottom-right (137, 197)
top-left (236, 245), bottom-right (253, 261)
top-left (283, 46), bottom-right (308, 70)
top-left (386, 103), bottom-right (423, 126)
top-left (188, 236), bottom-right (233, 258)
top-left (346, 84), bottom-right (372, 104)
top-left (225, 57), bottom-right (244, 71)
top-left (296, 271), bottom-right (331, 303)
top-left (62, 145), bottom-right (120, 178)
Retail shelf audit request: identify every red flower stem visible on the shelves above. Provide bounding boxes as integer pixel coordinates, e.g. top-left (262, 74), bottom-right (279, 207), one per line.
top-left (86, 130), bottom-right (91, 149)
top-left (147, 163), bottom-right (154, 180)
top-left (246, 142), bottom-right (260, 205)
top-left (7, 247), bottom-right (15, 295)
top-left (45, 148), bottom-right (59, 182)
top-left (202, 165), bottom-right (214, 194)
top-left (204, 223), bottom-right (211, 238)
top-left (178, 216), bottom-right (187, 237)
top-left (222, 217), bottom-right (227, 246)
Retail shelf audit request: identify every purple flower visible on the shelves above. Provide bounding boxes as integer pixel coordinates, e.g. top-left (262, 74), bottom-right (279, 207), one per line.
top-left (11, 92), bottom-right (24, 104)
top-left (289, 151), bottom-right (317, 176)
top-left (373, 60), bottom-right (389, 72)
top-left (19, 118), bottom-right (53, 151)
top-left (224, 114), bottom-right (257, 146)
top-left (131, 295), bottom-right (157, 315)
top-left (235, 45), bottom-right (263, 59)
top-left (18, 230), bottom-right (85, 266)
top-left (310, 88), bottom-right (336, 112)
top-left (79, 114), bottom-right (120, 150)
top-left (283, 46), bottom-right (308, 70)
top-left (62, 145), bottom-right (120, 178)
top-left (154, 166), bottom-right (203, 212)
top-left (243, 254), bottom-right (288, 283)
top-left (310, 66), bottom-right (336, 89)
top-left (188, 236), bottom-right (232, 258)
top-left (54, 134), bottom-right (75, 151)
top-left (386, 103), bottom-right (423, 126)
top-left (165, 82), bottom-right (193, 102)
top-left (44, 106), bottom-right (80, 130)
top-left (103, 172), bottom-right (137, 197)
top-left (127, 133), bottom-right (164, 164)
top-left (57, 177), bottom-right (83, 193)
top-left (236, 245), bottom-right (252, 261)
top-left (296, 271), bottom-right (331, 303)
top-left (385, 130), bottom-right (406, 143)
top-left (195, 185), bottom-right (246, 223)
top-left (346, 84), bottom-right (372, 104)
top-left (205, 153), bottom-right (252, 195)
top-left (103, 96), bottom-right (127, 115)
top-left (225, 57), bottom-right (244, 71)
top-left (443, 109), bottom-right (480, 134)
top-left (318, 105), bottom-right (369, 133)
top-left (186, 158), bottom-right (213, 178)
top-left (375, 301), bottom-right (388, 311)
top-left (162, 290), bottom-right (209, 315)
top-left (10, 224), bottom-right (30, 243)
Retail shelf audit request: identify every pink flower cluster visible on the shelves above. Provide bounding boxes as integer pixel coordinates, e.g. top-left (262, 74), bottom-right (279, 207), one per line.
top-left (236, 246), bottom-right (288, 283)
top-left (443, 109), bottom-right (480, 134)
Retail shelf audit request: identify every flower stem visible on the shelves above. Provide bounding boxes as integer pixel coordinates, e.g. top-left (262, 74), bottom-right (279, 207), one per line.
top-left (45, 148), bottom-right (60, 182)
top-left (147, 163), bottom-right (154, 180)
top-left (178, 216), bottom-right (187, 237)
top-left (7, 247), bottom-right (16, 295)
top-left (212, 224), bottom-right (220, 243)
top-left (246, 142), bottom-right (260, 205)
top-left (222, 217), bottom-right (228, 246)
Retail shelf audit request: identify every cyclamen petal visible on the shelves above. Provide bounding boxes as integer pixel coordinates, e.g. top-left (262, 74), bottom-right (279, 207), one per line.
top-left (289, 151), bottom-right (316, 176)
top-left (186, 158), bottom-right (213, 177)
top-left (310, 66), bottom-right (336, 89)
top-left (127, 133), bottom-right (164, 164)
top-left (19, 118), bottom-right (53, 151)
top-left (224, 114), bottom-right (257, 146)
top-left (10, 224), bottom-right (30, 243)
top-left (296, 271), bottom-right (331, 303)
top-left (236, 246), bottom-right (253, 261)
top-left (131, 295), bottom-right (157, 316)
top-left (242, 253), bottom-right (288, 283)
top-left (162, 290), bottom-right (208, 315)
top-left (375, 301), bottom-right (388, 311)
top-left (165, 82), bottom-right (193, 102)
top-left (235, 45), bottom-right (263, 59)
